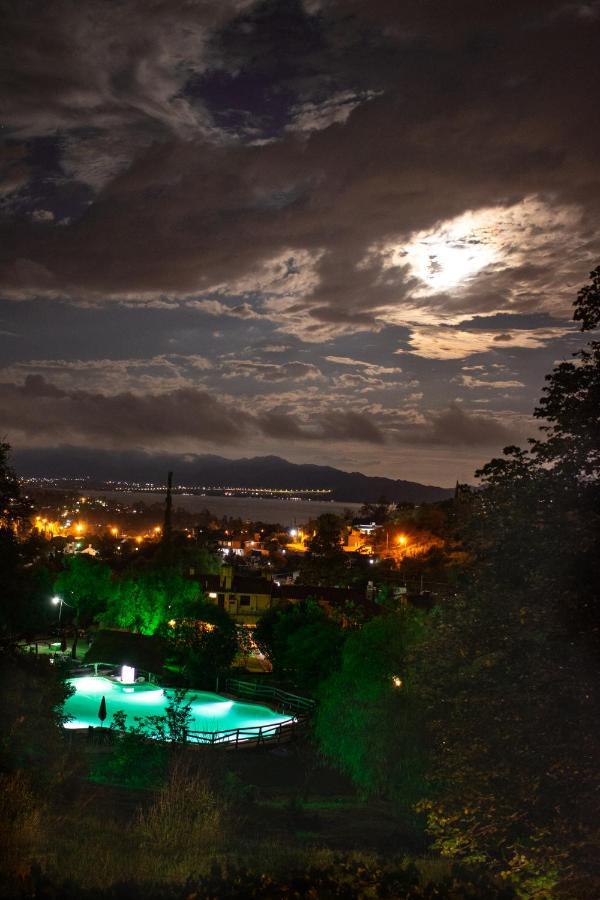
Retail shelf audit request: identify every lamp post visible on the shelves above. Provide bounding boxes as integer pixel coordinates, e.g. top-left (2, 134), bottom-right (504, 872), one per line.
top-left (51, 595), bottom-right (80, 659)
top-left (51, 594), bottom-right (73, 625)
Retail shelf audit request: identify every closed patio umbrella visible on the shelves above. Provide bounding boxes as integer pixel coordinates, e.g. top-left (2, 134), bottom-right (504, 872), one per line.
top-left (98, 695), bottom-right (107, 727)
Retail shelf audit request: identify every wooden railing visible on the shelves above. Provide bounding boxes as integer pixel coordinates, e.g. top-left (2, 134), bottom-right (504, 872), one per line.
top-left (80, 715), bottom-right (302, 748)
top-left (224, 678), bottom-right (316, 716)
top-left (186, 716), bottom-right (298, 747)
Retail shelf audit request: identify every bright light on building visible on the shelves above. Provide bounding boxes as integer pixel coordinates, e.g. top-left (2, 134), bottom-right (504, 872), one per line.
top-left (392, 675), bottom-right (403, 688)
top-left (208, 592), bottom-right (218, 599)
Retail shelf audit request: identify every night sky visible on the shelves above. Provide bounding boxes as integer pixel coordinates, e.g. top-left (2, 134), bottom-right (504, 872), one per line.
top-left (1, 0), bottom-right (599, 484)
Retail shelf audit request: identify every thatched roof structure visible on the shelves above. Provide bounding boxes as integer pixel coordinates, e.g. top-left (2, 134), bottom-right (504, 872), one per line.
top-left (84, 630), bottom-right (166, 675)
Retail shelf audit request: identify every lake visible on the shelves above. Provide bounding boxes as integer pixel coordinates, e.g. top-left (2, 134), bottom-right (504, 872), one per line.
top-left (88, 490), bottom-right (363, 527)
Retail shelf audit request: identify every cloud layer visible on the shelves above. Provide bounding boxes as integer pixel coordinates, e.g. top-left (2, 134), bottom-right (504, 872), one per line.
top-left (1, 0), bottom-right (598, 481)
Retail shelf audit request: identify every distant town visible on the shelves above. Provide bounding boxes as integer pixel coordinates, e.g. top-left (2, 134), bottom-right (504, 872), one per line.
top-left (22, 475), bottom-right (334, 498)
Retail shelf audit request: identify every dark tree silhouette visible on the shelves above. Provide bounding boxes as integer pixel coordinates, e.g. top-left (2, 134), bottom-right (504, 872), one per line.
top-left (411, 267), bottom-right (600, 896)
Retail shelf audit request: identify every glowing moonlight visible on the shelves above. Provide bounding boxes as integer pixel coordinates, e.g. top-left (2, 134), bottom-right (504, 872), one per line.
top-left (403, 210), bottom-right (497, 291)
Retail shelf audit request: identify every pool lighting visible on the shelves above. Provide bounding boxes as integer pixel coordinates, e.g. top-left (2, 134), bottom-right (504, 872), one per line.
top-left (121, 665), bottom-right (136, 684)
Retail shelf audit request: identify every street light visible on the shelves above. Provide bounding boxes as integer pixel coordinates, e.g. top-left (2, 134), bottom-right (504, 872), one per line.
top-left (51, 594), bottom-right (73, 624)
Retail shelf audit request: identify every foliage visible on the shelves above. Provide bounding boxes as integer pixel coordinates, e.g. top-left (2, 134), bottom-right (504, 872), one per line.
top-left (0, 770), bottom-right (46, 884)
top-left (315, 610), bottom-right (426, 810)
top-left (255, 599), bottom-right (345, 688)
top-left (54, 554), bottom-right (113, 625)
top-left (167, 602), bottom-right (239, 688)
top-left (0, 649), bottom-right (74, 790)
top-left (252, 604), bottom-right (280, 664)
top-left (136, 759), bottom-right (225, 855)
top-left (90, 729), bottom-right (168, 789)
top-left (0, 441), bottom-right (25, 529)
top-left (100, 567), bottom-right (201, 635)
top-left (0, 444), bottom-right (55, 638)
top-left (90, 691), bottom-right (193, 787)
top-left (300, 513), bottom-right (349, 586)
top-left (411, 267), bottom-right (600, 894)
top-left (278, 614), bottom-right (344, 689)
top-left (2, 854), bottom-right (517, 898)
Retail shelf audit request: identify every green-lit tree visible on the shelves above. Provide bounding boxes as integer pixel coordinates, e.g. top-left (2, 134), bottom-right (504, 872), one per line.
top-left (100, 568), bottom-right (201, 635)
top-left (255, 599), bottom-right (345, 688)
top-left (54, 555), bottom-right (113, 656)
top-left (315, 610), bottom-right (426, 813)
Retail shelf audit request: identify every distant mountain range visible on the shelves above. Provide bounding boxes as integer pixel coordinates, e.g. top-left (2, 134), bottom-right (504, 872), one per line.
top-left (14, 448), bottom-right (454, 504)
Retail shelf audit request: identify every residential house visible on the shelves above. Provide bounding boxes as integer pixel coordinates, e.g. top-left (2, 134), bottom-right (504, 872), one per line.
top-left (199, 565), bottom-right (274, 626)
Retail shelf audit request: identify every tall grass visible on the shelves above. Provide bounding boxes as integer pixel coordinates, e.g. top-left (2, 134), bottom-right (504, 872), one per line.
top-left (137, 758), bottom-right (225, 855)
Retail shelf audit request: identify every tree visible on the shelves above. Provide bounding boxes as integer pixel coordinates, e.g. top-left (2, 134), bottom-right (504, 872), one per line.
top-left (278, 613), bottom-right (344, 690)
top-left (167, 602), bottom-right (238, 689)
top-left (300, 513), bottom-right (348, 586)
top-left (411, 267), bottom-right (600, 895)
top-left (255, 599), bottom-right (344, 688)
top-left (315, 610), bottom-right (426, 813)
top-left (0, 444), bottom-right (56, 639)
top-left (357, 496), bottom-right (394, 524)
top-left (0, 649), bottom-right (74, 790)
top-left (54, 555), bottom-right (113, 656)
top-left (100, 568), bottom-right (201, 636)
top-left (532, 268), bottom-right (600, 481)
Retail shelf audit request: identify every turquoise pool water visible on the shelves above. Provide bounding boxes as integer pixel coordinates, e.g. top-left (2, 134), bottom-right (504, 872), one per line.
top-left (63, 675), bottom-right (291, 741)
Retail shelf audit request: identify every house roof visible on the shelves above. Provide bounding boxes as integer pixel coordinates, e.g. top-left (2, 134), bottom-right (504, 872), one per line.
top-left (198, 573), bottom-right (273, 595)
top-left (85, 630), bottom-right (166, 674)
top-left (274, 584), bottom-right (365, 605)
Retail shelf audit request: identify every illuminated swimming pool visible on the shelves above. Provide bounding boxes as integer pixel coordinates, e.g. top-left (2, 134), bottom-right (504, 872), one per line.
top-left (63, 675), bottom-right (292, 741)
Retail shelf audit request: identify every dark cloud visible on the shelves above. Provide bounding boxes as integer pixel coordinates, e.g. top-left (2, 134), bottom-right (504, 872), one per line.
top-left (2, 0), bottom-right (598, 319)
top-left (0, 376), bottom-right (386, 448)
top-left (427, 403), bottom-right (519, 447)
top-left (5, 379), bottom-right (248, 445)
